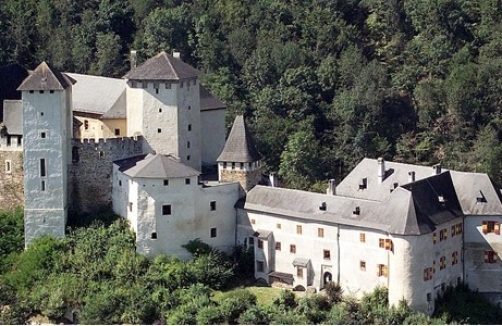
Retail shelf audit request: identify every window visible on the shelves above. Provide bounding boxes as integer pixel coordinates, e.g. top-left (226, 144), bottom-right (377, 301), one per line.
top-left (165, 82), bottom-right (171, 89)
top-left (377, 264), bottom-right (388, 277)
top-left (297, 266), bottom-right (303, 278)
top-left (318, 228), bottom-right (324, 238)
top-left (423, 268), bottom-right (429, 281)
top-left (185, 178), bottom-right (191, 185)
top-left (99, 151), bottom-right (104, 158)
top-left (451, 225), bottom-right (456, 237)
top-left (323, 250), bottom-right (331, 260)
top-left (187, 141), bottom-right (190, 149)
top-left (427, 293), bottom-right (432, 302)
top-left (379, 238), bottom-right (392, 250)
top-left (118, 180), bottom-right (122, 187)
top-left (240, 162), bottom-right (244, 169)
top-left (163, 179), bottom-right (169, 186)
top-left (360, 261), bottom-right (366, 271)
top-left (296, 225), bottom-right (302, 235)
top-left (39, 90), bottom-right (44, 94)
top-left (210, 227), bottom-right (217, 238)
top-left (153, 82), bottom-right (159, 89)
top-left (251, 219), bottom-right (256, 224)
top-left (290, 244), bottom-right (296, 253)
top-left (275, 242), bottom-right (281, 251)
top-left (231, 162), bottom-right (235, 170)
top-left (155, 88), bottom-right (159, 94)
top-left (188, 105), bottom-right (191, 110)
top-left (452, 251), bottom-right (459, 265)
top-left (440, 228), bottom-right (448, 241)
top-left (360, 233), bottom-right (366, 243)
top-left (41, 180), bottom-right (46, 191)
top-left (40, 158), bottom-right (47, 177)
top-left (440, 256), bottom-right (446, 270)
top-left (162, 204), bottom-right (172, 215)
top-left (5, 160), bottom-right (11, 174)
top-left (129, 202), bottom-right (133, 212)
top-left (456, 223), bottom-right (463, 235)
top-left (248, 237), bottom-right (254, 246)
top-left (485, 250), bottom-right (498, 264)
top-left (210, 201), bottom-right (216, 211)
top-left (84, 120), bottom-right (89, 130)
top-left (158, 128), bottom-right (162, 133)
top-left (180, 81), bottom-right (184, 88)
top-left (159, 108), bottom-right (162, 113)
top-left (151, 232), bottom-right (157, 239)
top-left (29, 90), bottom-right (34, 93)
top-left (187, 155), bottom-right (190, 161)
top-left (257, 260), bottom-right (264, 272)
top-left (276, 223), bottom-right (281, 229)
top-left (188, 124), bottom-right (192, 131)
top-left (131, 81), bottom-right (137, 88)
top-left (50, 90), bottom-right (54, 94)
top-left (258, 239), bottom-right (263, 249)
top-left (482, 221), bottom-right (500, 235)
top-left (40, 132), bottom-right (46, 139)
top-left (40, 112), bottom-right (44, 116)
top-left (114, 129), bottom-right (120, 136)
top-left (433, 232), bottom-right (437, 244)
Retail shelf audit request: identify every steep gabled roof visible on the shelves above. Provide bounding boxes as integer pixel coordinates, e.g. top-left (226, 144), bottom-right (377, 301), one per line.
top-left (118, 153), bottom-right (200, 178)
top-left (200, 85), bottom-right (226, 111)
top-left (217, 115), bottom-right (261, 163)
top-left (17, 62), bottom-right (74, 91)
top-left (3, 100), bottom-right (23, 135)
top-left (450, 172), bottom-right (502, 215)
top-left (123, 52), bottom-right (201, 81)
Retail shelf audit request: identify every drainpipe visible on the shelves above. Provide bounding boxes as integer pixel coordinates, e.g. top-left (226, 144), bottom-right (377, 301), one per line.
top-left (337, 225), bottom-right (341, 284)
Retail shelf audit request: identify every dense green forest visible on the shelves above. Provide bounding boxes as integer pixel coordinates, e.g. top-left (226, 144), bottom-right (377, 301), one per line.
top-left (1, 209), bottom-right (502, 324)
top-left (2, 0), bottom-right (502, 189)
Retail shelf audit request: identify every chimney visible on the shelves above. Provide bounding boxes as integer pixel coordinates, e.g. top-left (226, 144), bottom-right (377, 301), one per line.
top-left (378, 157), bottom-right (385, 184)
top-left (269, 172), bottom-right (279, 188)
top-left (327, 179), bottom-right (336, 196)
top-left (130, 50), bottom-right (137, 70)
top-left (408, 171), bottom-right (416, 183)
top-left (173, 51), bottom-right (181, 59)
top-left (432, 163), bottom-right (441, 175)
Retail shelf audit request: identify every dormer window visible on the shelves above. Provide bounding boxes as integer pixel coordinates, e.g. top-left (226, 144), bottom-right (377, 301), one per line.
top-left (319, 202), bottom-right (326, 211)
top-left (359, 178), bottom-right (367, 190)
top-left (353, 206), bottom-right (360, 215)
top-left (477, 191), bottom-right (487, 203)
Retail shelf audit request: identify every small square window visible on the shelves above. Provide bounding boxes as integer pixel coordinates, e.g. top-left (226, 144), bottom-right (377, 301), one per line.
top-left (39, 90), bottom-right (44, 94)
top-left (360, 233), bottom-right (366, 243)
top-left (165, 83), bottom-right (171, 89)
top-left (162, 204), bottom-right (172, 215)
top-left (159, 108), bottom-right (162, 113)
top-left (188, 105), bottom-right (191, 110)
top-left (427, 293), bottom-right (432, 302)
top-left (210, 201), bottom-right (216, 211)
top-left (163, 179), bottom-right (169, 186)
top-left (99, 151), bottom-right (104, 158)
top-left (187, 141), bottom-right (190, 149)
top-left (155, 88), bottom-right (159, 94)
top-left (187, 155), bottom-right (191, 161)
top-left (142, 82), bottom-right (148, 88)
top-left (118, 180), bottom-right (122, 186)
top-left (185, 178), bottom-right (191, 185)
top-left (290, 244), bottom-right (296, 253)
top-left (360, 261), bottom-right (366, 271)
top-left (318, 228), bottom-right (324, 238)
top-left (40, 112), bottom-right (44, 116)
top-left (5, 160), bottom-right (12, 174)
top-left (275, 242), bottom-right (281, 251)
top-left (323, 250), bottom-right (331, 260)
top-left (297, 266), bottom-right (303, 278)
top-left (188, 124), bottom-right (192, 131)
top-left (114, 129), bottom-right (120, 136)
top-left (210, 227), bottom-right (217, 238)
top-left (258, 239), bottom-right (263, 249)
top-left (251, 219), bottom-right (256, 225)
top-left (29, 90), bottom-right (34, 94)
top-left (158, 128), bottom-right (162, 133)
top-left (151, 232), bottom-right (157, 239)
top-left (297, 225), bottom-right (302, 234)
top-left (49, 90), bottom-right (54, 94)
top-left (248, 237), bottom-right (255, 246)
top-left (277, 223), bottom-right (281, 229)
top-left (40, 132), bottom-right (46, 139)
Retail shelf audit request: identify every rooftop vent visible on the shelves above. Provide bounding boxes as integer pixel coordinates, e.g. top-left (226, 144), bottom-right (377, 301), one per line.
top-left (393, 182), bottom-right (399, 189)
top-left (359, 177), bottom-right (367, 190)
top-left (353, 206), bottom-right (360, 215)
top-left (378, 157), bottom-right (385, 184)
top-left (477, 190), bottom-right (487, 203)
top-left (432, 163), bottom-right (442, 175)
top-left (408, 171), bottom-right (416, 183)
top-left (319, 202), bottom-right (327, 211)
top-left (327, 179), bottom-right (336, 196)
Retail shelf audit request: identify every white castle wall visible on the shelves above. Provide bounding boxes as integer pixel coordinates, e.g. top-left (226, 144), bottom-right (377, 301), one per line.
top-left (201, 109), bottom-right (225, 165)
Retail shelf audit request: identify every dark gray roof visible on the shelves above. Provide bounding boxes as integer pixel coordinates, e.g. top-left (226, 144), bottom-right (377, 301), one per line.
top-left (118, 153), bottom-right (200, 178)
top-left (17, 62), bottom-right (74, 91)
top-left (336, 158), bottom-right (446, 202)
top-left (66, 73), bottom-right (126, 116)
top-left (292, 258), bottom-right (310, 267)
top-left (217, 115), bottom-right (262, 163)
top-left (253, 229), bottom-right (272, 239)
top-left (379, 172), bottom-right (463, 235)
top-left (123, 52), bottom-right (201, 81)
top-left (200, 85), bottom-right (226, 111)
top-left (3, 100), bottom-right (23, 135)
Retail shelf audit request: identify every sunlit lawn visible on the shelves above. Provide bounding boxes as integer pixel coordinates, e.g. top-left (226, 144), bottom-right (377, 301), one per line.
top-left (212, 286), bottom-right (285, 306)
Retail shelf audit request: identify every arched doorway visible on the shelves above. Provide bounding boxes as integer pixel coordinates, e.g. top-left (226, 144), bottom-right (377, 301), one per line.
top-left (323, 272), bottom-right (332, 285)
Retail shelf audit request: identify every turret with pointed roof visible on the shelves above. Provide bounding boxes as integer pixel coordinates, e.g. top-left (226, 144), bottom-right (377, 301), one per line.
top-left (217, 115), bottom-right (261, 192)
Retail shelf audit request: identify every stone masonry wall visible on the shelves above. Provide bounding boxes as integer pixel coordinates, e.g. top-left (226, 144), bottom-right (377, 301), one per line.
top-left (69, 137), bottom-right (143, 212)
top-left (221, 168), bottom-right (261, 192)
top-left (0, 150), bottom-right (24, 210)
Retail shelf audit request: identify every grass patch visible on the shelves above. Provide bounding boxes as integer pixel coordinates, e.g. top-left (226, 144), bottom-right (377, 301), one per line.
top-left (212, 286), bottom-right (284, 306)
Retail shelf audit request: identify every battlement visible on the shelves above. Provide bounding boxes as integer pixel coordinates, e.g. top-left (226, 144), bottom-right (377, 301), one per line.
top-left (0, 134), bottom-right (23, 151)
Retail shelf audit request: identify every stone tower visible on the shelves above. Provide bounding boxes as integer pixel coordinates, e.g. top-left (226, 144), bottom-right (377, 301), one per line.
top-left (217, 115), bottom-right (262, 192)
top-left (124, 52), bottom-right (202, 171)
top-left (18, 62), bottom-right (74, 246)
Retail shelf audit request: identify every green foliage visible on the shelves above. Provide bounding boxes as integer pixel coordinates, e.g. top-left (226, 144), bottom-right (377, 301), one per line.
top-left (0, 208), bottom-right (24, 272)
top-left (325, 281), bottom-right (344, 304)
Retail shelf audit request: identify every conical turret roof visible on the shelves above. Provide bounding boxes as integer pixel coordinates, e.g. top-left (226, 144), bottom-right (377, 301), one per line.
top-left (17, 62), bottom-right (75, 91)
top-left (123, 51), bottom-right (201, 81)
top-left (217, 115), bottom-right (261, 163)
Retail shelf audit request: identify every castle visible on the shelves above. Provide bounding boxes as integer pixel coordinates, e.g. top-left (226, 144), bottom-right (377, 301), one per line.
top-left (2, 52), bottom-right (502, 314)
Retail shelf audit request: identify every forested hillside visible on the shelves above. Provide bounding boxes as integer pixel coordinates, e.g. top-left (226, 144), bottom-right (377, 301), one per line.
top-left (3, 0), bottom-right (502, 189)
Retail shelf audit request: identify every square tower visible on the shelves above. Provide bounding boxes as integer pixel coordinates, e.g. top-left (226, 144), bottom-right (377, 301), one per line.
top-left (17, 62), bottom-right (74, 246)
